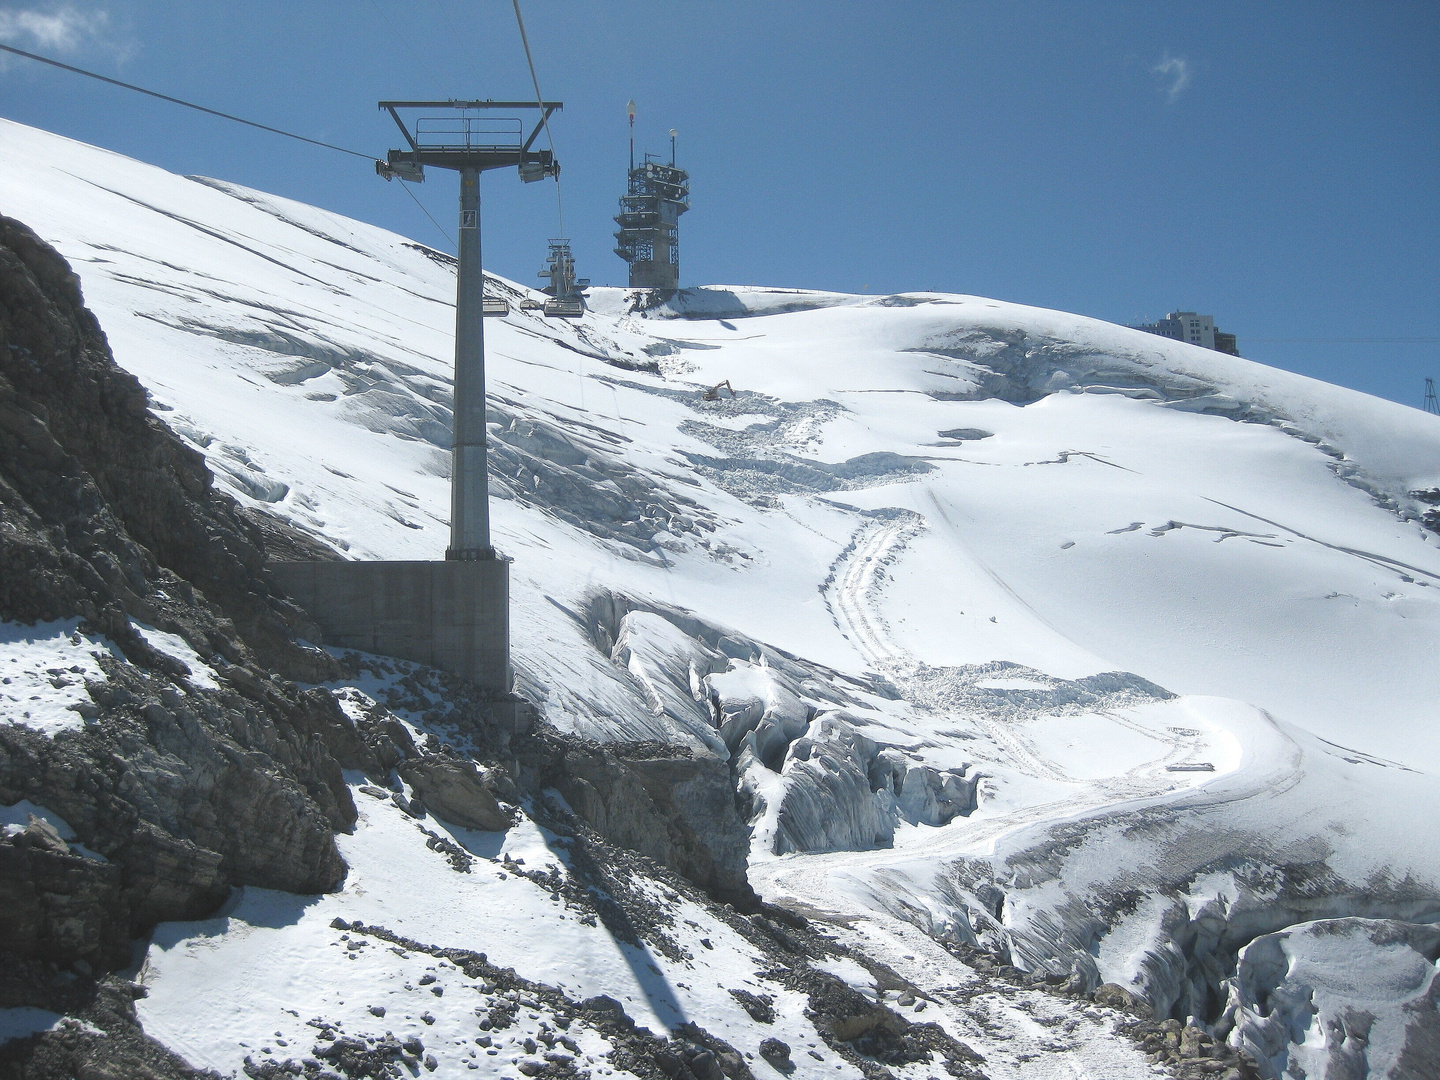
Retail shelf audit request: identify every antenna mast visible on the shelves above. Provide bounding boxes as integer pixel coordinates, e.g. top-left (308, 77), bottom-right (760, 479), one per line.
top-left (627, 99), bottom-right (636, 171)
top-left (1425, 377), bottom-right (1439, 415)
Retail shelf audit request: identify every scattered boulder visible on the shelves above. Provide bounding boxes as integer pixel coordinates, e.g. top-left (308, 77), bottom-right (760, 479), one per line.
top-left (829, 1008), bottom-right (887, 1043)
top-left (758, 1037), bottom-right (793, 1072)
top-left (399, 756), bottom-right (511, 832)
top-left (579, 995), bottom-right (633, 1028)
top-left (15, 815), bottom-right (69, 855)
top-left (1093, 981), bottom-right (1151, 1016)
top-left (729, 989), bottom-right (775, 1024)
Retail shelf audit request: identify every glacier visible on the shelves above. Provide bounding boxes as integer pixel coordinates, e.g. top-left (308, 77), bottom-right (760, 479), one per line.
top-left (1, 116), bottom-right (1438, 1079)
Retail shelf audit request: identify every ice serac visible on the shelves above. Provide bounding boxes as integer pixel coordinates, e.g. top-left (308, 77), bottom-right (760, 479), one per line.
top-left (775, 715), bottom-right (894, 855)
top-left (1219, 918), bottom-right (1440, 1079)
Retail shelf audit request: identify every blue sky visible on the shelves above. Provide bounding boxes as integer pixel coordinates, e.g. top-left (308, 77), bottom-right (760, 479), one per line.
top-left (0, 1), bottom-right (1436, 408)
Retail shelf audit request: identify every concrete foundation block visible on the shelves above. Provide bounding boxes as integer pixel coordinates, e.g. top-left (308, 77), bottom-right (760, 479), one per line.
top-left (272, 560), bottom-right (510, 693)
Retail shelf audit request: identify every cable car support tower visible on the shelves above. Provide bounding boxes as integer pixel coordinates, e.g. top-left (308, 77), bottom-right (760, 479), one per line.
top-left (377, 99), bottom-right (559, 558)
top-left (275, 99), bottom-right (559, 699)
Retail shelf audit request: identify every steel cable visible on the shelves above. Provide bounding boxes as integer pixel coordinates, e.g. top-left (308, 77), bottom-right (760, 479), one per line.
top-left (511, 0), bottom-right (564, 235)
top-left (0, 42), bottom-right (373, 159)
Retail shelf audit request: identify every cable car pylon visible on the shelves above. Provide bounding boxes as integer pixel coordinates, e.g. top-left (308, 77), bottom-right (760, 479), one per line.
top-left (376, 98), bottom-right (559, 560)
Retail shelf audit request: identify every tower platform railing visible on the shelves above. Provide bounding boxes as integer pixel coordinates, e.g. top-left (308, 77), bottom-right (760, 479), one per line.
top-left (414, 116), bottom-right (523, 152)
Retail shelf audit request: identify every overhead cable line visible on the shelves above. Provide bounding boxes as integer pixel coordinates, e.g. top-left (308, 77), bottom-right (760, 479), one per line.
top-left (0, 42), bottom-right (373, 159)
top-left (511, 0), bottom-right (564, 234)
top-left (0, 40), bottom-right (461, 251)
top-left (397, 179), bottom-right (454, 249)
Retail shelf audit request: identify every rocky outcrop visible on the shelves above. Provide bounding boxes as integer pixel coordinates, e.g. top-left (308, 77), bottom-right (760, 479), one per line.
top-left (399, 755), bottom-right (512, 832)
top-left (0, 832), bottom-right (129, 971)
top-left (0, 664), bottom-right (351, 913)
top-left (0, 215), bottom-right (363, 994)
top-left (522, 732), bottom-right (756, 908)
top-left (0, 959), bottom-right (219, 1079)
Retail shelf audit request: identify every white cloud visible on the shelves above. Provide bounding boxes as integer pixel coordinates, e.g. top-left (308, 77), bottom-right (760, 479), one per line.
top-left (1152, 52), bottom-right (1191, 103)
top-left (0, 3), bottom-right (122, 60)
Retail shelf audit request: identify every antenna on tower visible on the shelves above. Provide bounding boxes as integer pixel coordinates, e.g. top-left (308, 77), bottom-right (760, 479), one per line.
top-left (1425, 377), bottom-right (1439, 415)
top-left (627, 99), bottom-right (636, 171)
top-left (614, 114), bottom-right (690, 293)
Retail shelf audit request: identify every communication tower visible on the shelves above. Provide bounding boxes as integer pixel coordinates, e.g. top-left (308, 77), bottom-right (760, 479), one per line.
top-left (614, 101), bottom-right (690, 291)
top-left (1425, 377), bottom-right (1439, 415)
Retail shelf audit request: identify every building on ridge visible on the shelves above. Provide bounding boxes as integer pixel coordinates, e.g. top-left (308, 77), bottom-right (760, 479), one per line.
top-left (1132, 311), bottom-right (1240, 356)
top-left (614, 103), bottom-right (690, 291)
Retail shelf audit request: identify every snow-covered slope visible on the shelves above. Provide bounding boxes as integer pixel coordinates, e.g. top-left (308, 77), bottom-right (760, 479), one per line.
top-left (3, 118), bottom-right (1438, 1079)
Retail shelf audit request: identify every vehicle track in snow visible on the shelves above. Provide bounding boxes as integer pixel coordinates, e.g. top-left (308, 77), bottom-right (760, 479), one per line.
top-left (824, 513), bottom-right (1092, 786)
top-left (823, 512), bottom-right (923, 668)
top-left (820, 511), bottom-right (1220, 807)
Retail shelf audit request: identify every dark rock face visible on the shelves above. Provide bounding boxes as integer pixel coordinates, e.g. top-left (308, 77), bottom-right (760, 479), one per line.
top-left (0, 840), bottom-right (129, 970)
top-left (524, 733), bottom-right (756, 908)
top-left (0, 215), bottom-right (361, 983)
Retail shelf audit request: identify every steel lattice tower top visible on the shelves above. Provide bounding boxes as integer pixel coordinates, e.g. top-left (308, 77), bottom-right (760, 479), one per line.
top-left (614, 152), bottom-right (690, 291)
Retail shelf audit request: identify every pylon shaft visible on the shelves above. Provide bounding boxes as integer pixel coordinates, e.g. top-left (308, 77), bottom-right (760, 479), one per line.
top-left (448, 166), bottom-right (492, 559)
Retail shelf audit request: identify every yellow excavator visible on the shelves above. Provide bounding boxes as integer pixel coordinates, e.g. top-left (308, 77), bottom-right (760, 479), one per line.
top-left (702, 380), bottom-right (734, 401)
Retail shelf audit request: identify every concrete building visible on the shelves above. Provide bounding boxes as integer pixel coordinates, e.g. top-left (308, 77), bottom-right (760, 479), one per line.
top-left (1132, 311), bottom-right (1240, 356)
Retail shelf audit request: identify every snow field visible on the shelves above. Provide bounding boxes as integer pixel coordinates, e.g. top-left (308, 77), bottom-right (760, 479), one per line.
top-left (0, 620), bottom-right (118, 737)
top-left (4, 117), bottom-right (1439, 1077)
